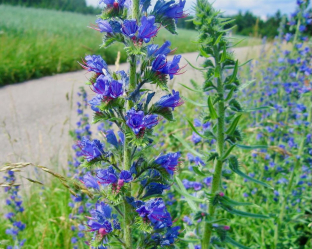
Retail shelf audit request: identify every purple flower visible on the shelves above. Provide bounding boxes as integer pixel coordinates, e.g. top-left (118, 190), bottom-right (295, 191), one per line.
top-left (143, 182), bottom-right (169, 198)
top-left (285, 33), bottom-right (292, 42)
top-left (95, 19), bottom-right (113, 33)
top-left (152, 54), bottom-right (167, 72)
top-left (299, 25), bottom-right (306, 32)
top-left (162, 55), bottom-right (182, 79)
top-left (122, 19), bottom-right (138, 38)
top-left (136, 198), bottom-right (172, 229)
top-left (138, 16), bottom-right (159, 43)
top-left (97, 167), bottom-right (118, 185)
top-left (192, 182), bottom-right (202, 191)
top-left (203, 176), bottom-right (212, 186)
top-left (119, 170), bottom-right (133, 183)
top-left (83, 173), bottom-right (100, 190)
top-left (156, 90), bottom-right (184, 110)
top-left (81, 55), bottom-right (108, 74)
top-left (126, 108), bottom-right (158, 135)
top-left (106, 129), bottom-right (118, 148)
top-left (78, 137), bottom-right (105, 161)
top-left (153, 0), bottom-right (187, 21)
top-left (154, 152), bottom-right (181, 175)
top-left (89, 95), bottom-right (102, 112)
top-left (192, 132), bottom-right (202, 144)
top-left (108, 80), bottom-right (123, 98)
top-left (148, 41), bottom-right (172, 57)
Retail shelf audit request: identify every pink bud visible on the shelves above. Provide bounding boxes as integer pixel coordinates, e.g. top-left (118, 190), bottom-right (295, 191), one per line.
top-left (224, 225), bottom-right (230, 230)
top-left (99, 228), bottom-right (107, 236)
top-left (118, 179), bottom-right (124, 187)
top-left (219, 192), bottom-right (225, 197)
top-left (201, 212), bottom-right (206, 216)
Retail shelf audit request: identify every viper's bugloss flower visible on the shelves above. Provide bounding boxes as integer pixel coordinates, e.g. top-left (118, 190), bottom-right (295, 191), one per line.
top-left (152, 54), bottom-right (167, 72)
top-left (78, 137), bottom-right (105, 161)
top-left (106, 129), bottom-right (118, 148)
top-left (138, 16), bottom-right (159, 43)
top-left (126, 108), bottom-right (159, 134)
top-left (152, 226), bottom-right (180, 246)
top-left (80, 55), bottom-right (108, 74)
top-left (143, 182), bottom-right (169, 198)
top-left (122, 19), bottom-right (138, 38)
top-left (153, 0), bottom-right (187, 21)
top-left (83, 172), bottom-right (100, 190)
top-left (97, 166), bottom-right (118, 185)
top-left (100, 0), bottom-right (126, 8)
top-left (162, 55), bottom-right (183, 79)
top-left (147, 41), bottom-right (172, 57)
top-left (119, 170), bottom-right (133, 183)
top-left (285, 33), bottom-right (292, 42)
top-left (154, 152), bottom-right (180, 175)
top-left (136, 198), bottom-right (172, 229)
top-left (140, 0), bottom-right (152, 12)
top-left (93, 75), bottom-right (123, 100)
top-left (95, 19), bottom-right (113, 33)
top-left (89, 95), bottom-right (102, 112)
top-left (156, 90), bottom-right (184, 110)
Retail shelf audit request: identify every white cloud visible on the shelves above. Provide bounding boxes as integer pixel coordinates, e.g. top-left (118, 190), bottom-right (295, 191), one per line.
top-left (86, 0), bottom-right (298, 17)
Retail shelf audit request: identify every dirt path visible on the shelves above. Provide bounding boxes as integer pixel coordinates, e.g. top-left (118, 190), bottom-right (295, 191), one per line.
top-left (0, 45), bottom-right (265, 171)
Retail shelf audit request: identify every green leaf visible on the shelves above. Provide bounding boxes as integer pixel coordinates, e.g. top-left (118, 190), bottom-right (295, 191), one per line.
top-left (179, 83), bottom-right (203, 93)
top-left (234, 143), bottom-right (268, 150)
top-left (222, 206), bottom-right (270, 219)
top-left (225, 236), bottom-right (251, 249)
top-left (208, 96), bottom-right (218, 119)
top-left (228, 155), bottom-right (273, 189)
top-left (184, 96), bottom-right (207, 107)
top-left (225, 87), bottom-right (235, 101)
top-left (220, 145), bottom-right (236, 160)
top-left (185, 58), bottom-right (206, 71)
top-left (187, 120), bottom-right (206, 138)
top-left (238, 106), bottom-right (273, 113)
top-left (228, 60), bottom-right (238, 84)
top-left (213, 33), bottom-right (223, 45)
top-left (220, 45), bottom-right (227, 63)
top-left (220, 196), bottom-right (253, 207)
top-left (173, 135), bottom-right (204, 158)
top-left (193, 166), bottom-right (206, 176)
top-left (225, 114), bottom-right (242, 135)
top-left (238, 79), bottom-right (256, 91)
top-left (199, 46), bottom-right (211, 58)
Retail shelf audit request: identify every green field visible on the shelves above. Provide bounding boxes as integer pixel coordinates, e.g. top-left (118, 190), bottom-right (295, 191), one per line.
top-left (0, 5), bottom-right (261, 86)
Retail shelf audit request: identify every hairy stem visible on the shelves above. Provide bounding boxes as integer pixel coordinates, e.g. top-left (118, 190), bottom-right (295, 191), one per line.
top-left (202, 46), bottom-right (225, 249)
top-left (122, 1), bottom-right (140, 248)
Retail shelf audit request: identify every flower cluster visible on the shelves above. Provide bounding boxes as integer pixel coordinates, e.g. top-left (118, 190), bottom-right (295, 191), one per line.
top-left (3, 171), bottom-right (26, 249)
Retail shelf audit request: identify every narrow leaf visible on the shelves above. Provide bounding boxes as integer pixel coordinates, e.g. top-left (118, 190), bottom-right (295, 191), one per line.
top-left (184, 96), bottom-right (207, 107)
top-left (208, 96), bottom-right (218, 119)
top-left (225, 236), bottom-right (251, 249)
top-left (192, 166), bottom-right (206, 176)
top-left (185, 58), bottom-right (206, 71)
top-left (225, 114), bottom-right (242, 135)
top-left (187, 120), bottom-right (206, 138)
top-left (225, 87), bottom-right (235, 102)
top-left (220, 196), bottom-right (253, 207)
top-left (238, 80), bottom-right (256, 91)
top-left (228, 60), bottom-right (238, 84)
top-left (179, 83), bottom-right (203, 93)
top-left (223, 206), bottom-right (270, 219)
top-left (221, 145), bottom-right (236, 160)
top-left (213, 33), bottom-right (223, 45)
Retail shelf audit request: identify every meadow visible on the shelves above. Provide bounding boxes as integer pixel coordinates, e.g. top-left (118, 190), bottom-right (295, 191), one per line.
top-left (0, 5), bottom-right (261, 86)
top-left (0, 1), bottom-right (311, 249)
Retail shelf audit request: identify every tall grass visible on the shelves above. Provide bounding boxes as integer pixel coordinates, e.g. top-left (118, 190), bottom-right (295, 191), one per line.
top-left (0, 5), bottom-right (261, 86)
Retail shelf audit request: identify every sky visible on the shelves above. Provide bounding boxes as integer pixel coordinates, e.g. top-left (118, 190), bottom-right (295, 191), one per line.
top-left (86, 0), bottom-right (302, 19)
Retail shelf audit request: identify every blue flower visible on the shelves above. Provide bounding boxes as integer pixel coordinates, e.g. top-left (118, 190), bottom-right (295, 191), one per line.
top-left (83, 173), bottom-right (100, 190)
top-left (122, 19), bottom-right (138, 38)
top-left (138, 16), bottom-right (158, 43)
top-left (88, 95), bottom-right (102, 112)
top-left (136, 198), bottom-right (172, 229)
top-left (108, 80), bottom-right (123, 99)
top-left (152, 54), bottom-right (167, 72)
top-left (154, 152), bottom-right (181, 175)
top-left (143, 182), bottom-right (169, 198)
top-left (140, 0), bottom-right (152, 12)
top-left (79, 137), bottom-right (105, 161)
top-left (156, 90), bottom-right (184, 110)
top-left (95, 19), bottom-right (113, 33)
top-left (162, 55), bottom-right (182, 79)
top-left (97, 166), bottom-right (118, 185)
top-left (81, 55), bottom-right (108, 74)
top-left (147, 40), bottom-right (172, 57)
top-left (106, 129), bottom-right (118, 148)
top-left (119, 170), bottom-right (133, 183)
top-left (153, 0), bottom-right (187, 21)
top-left (126, 108), bottom-right (159, 134)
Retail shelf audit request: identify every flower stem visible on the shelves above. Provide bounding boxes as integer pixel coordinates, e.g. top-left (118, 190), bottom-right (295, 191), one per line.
top-left (202, 46), bottom-right (225, 249)
top-left (122, 1), bottom-right (140, 248)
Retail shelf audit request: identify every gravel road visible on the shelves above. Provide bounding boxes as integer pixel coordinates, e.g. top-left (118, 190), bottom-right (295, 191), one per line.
top-left (0, 45), bottom-right (266, 173)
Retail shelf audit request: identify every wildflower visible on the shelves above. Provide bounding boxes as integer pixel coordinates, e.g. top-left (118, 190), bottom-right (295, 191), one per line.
top-left (80, 55), bottom-right (108, 75)
top-left (136, 198), bottom-right (172, 229)
top-left (97, 167), bottom-right (118, 185)
top-left (162, 55), bottom-right (183, 79)
top-left (79, 137), bottom-right (105, 161)
top-left (152, 54), bottom-right (167, 72)
top-left (94, 19), bottom-right (113, 33)
top-left (125, 108), bottom-right (159, 135)
top-left (122, 19), bottom-right (138, 38)
top-left (147, 40), bottom-right (172, 57)
top-left (83, 173), bottom-right (100, 190)
top-left (138, 16), bottom-right (159, 43)
top-left (143, 182), bottom-right (169, 198)
top-left (153, 0), bottom-right (187, 21)
top-left (155, 90), bottom-right (184, 110)
top-left (154, 152), bottom-right (180, 175)
top-left (87, 202), bottom-right (113, 236)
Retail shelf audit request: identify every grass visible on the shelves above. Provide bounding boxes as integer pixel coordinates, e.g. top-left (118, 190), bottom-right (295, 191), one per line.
top-left (0, 5), bottom-right (261, 86)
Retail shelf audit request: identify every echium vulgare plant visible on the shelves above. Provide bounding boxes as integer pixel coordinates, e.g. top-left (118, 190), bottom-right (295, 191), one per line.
top-left (177, 1), bottom-right (275, 248)
top-left (3, 171), bottom-right (26, 249)
top-left (77, 0), bottom-right (186, 248)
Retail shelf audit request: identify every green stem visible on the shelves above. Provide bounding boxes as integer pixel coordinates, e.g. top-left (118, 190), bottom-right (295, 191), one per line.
top-left (122, 2), bottom-right (140, 248)
top-left (202, 46), bottom-right (225, 249)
